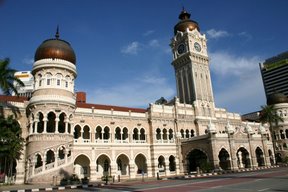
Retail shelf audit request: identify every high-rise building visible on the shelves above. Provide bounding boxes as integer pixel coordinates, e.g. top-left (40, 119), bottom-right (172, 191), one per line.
top-left (260, 51), bottom-right (288, 98)
top-left (13, 71), bottom-right (34, 97)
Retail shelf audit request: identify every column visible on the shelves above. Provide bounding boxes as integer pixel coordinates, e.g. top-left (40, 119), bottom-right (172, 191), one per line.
top-left (165, 160), bottom-right (170, 176)
top-left (129, 163), bottom-right (136, 178)
top-left (55, 118), bottom-right (59, 133)
top-left (42, 157), bottom-right (46, 171)
top-left (64, 119), bottom-right (69, 134)
top-left (34, 120), bottom-right (39, 133)
top-left (31, 160), bottom-right (36, 177)
top-left (90, 164), bottom-right (97, 182)
top-left (238, 151), bottom-right (243, 168)
top-left (55, 151), bottom-right (58, 167)
top-left (29, 120), bottom-right (34, 134)
top-left (70, 122), bottom-right (74, 135)
top-left (64, 149), bottom-right (68, 164)
top-left (43, 118), bottom-right (48, 133)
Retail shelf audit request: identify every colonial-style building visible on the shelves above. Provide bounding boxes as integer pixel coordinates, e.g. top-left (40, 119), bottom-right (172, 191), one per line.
top-left (0, 9), bottom-right (275, 184)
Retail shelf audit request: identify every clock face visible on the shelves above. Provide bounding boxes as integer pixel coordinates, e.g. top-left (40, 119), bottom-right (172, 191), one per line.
top-left (177, 43), bottom-right (186, 54)
top-left (194, 42), bottom-right (201, 52)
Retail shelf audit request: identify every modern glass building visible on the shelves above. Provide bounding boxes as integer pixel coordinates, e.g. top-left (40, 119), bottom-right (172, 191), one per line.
top-left (260, 51), bottom-right (288, 98)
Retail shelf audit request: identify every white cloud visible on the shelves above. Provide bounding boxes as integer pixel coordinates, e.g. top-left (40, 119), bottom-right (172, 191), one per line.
top-left (210, 51), bottom-right (261, 77)
top-left (210, 51), bottom-right (265, 114)
top-left (207, 29), bottom-right (230, 39)
top-left (148, 39), bottom-right (160, 47)
top-left (143, 30), bottom-right (155, 36)
top-left (89, 75), bottom-right (175, 107)
top-left (214, 73), bottom-right (265, 114)
top-left (121, 41), bottom-right (140, 55)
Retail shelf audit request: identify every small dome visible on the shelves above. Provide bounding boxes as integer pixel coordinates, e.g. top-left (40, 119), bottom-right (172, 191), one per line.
top-left (174, 9), bottom-right (200, 35)
top-left (267, 92), bottom-right (288, 105)
top-left (34, 29), bottom-right (76, 64)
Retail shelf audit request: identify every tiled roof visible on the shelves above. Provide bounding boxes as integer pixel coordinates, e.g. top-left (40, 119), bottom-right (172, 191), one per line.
top-left (76, 102), bottom-right (147, 113)
top-left (0, 95), bottom-right (28, 103)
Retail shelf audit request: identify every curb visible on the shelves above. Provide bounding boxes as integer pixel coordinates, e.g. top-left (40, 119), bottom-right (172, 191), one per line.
top-left (1, 183), bottom-right (105, 192)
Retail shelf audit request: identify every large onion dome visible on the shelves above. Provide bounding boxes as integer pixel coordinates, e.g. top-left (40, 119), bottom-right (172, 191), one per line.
top-left (34, 27), bottom-right (76, 64)
top-left (174, 8), bottom-right (200, 35)
top-left (267, 92), bottom-right (288, 105)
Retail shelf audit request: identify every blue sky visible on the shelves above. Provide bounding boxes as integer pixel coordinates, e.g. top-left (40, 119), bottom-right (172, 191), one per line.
top-left (0, 0), bottom-right (287, 114)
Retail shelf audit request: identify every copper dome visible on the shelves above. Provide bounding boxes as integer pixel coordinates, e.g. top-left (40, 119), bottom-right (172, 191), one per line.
top-left (34, 30), bottom-right (76, 65)
top-left (174, 9), bottom-right (200, 35)
top-left (267, 92), bottom-right (288, 105)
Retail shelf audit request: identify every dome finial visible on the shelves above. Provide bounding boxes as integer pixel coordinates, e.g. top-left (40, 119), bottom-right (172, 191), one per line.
top-left (55, 25), bottom-right (60, 39)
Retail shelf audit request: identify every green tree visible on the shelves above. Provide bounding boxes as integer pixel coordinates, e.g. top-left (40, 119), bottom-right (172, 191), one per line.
top-left (0, 115), bottom-right (24, 183)
top-left (259, 104), bottom-right (284, 164)
top-left (0, 58), bottom-right (24, 96)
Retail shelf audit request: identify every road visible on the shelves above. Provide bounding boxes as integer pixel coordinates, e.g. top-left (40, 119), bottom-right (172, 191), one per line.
top-left (65, 167), bottom-right (288, 192)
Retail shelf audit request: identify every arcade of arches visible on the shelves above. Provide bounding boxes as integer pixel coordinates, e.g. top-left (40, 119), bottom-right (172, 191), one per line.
top-left (184, 146), bottom-right (269, 174)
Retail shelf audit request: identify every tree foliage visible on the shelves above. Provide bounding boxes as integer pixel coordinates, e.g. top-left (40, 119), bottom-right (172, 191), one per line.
top-left (0, 58), bottom-right (24, 96)
top-left (0, 115), bottom-right (24, 182)
top-left (259, 104), bottom-right (283, 164)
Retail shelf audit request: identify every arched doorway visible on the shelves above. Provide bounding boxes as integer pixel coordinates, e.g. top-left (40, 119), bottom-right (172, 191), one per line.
top-left (135, 154), bottom-right (147, 174)
top-left (158, 156), bottom-right (165, 173)
top-left (237, 147), bottom-right (250, 168)
top-left (74, 155), bottom-right (90, 179)
top-left (218, 148), bottom-right (230, 170)
top-left (255, 147), bottom-right (264, 167)
top-left (169, 155), bottom-right (176, 172)
top-left (96, 155), bottom-right (111, 177)
top-left (116, 154), bottom-right (130, 176)
top-left (187, 149), bottom-right (208, 172)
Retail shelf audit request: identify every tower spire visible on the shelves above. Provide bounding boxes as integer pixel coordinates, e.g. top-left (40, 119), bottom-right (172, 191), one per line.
top-left (55, 25), bottom-right (60, 39)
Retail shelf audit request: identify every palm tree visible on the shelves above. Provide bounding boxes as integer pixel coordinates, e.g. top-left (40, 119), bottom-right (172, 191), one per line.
top-left (0, 115), bottom-right (24, 183)
top-left (259, 104), bottom-right (283, 164)
top-left (0, 58), bottom-right (24, 96)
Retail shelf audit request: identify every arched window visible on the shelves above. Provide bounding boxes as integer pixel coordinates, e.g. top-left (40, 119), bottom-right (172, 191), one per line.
top-left (140, 128), bottom-right (145, 141)
top-left (185, 129), bottom-right (189, 138)
top-left (46, 73), bottom-right (52, 86)
top-left (286, 129), bottom-right (288, 139)
top-left (191, 129), bottom-right (195, 137)
top-left (95, 126), bottom-right (102, 140)
top-left (58, 113), bottom-right (66, 133)
top-left (58, 147), bottom-right (65, 160)
top-left (65, 75), bottom-right (70, 88)
top-left (163, 129), bottom-right (168, 140)
top-left (103, 126), bottom-right (110, 140)
top-left (47, 112), bottom-right (56, 133)
top-left (115, 127), bottom-right (121, 140)
top-left (37, 112), bottom-right (44, 133)
top-left (156, 128), bottom-right (161, 140)
top-left (133, 128), bottom-right (139, 140)
top-left (83, 126), bottom-right (90, 140)
top-left (74, 125), bottom-right (81, 139)
top-left (122, 127), bottom-right (128, 141)
top-left (169, 129), bottom-right (173, 140)
top-left (35, 154), bottom-right (43, 168)
top-left (180, 129), bottom-right (184, 138)
top-left (46, 150), bottom-right (55, 164)
top-left (56, 73), bottom-right (62, 86)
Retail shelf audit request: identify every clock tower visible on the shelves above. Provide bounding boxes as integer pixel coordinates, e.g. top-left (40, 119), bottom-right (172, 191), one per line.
top-left (171, 9), bottom-right (215, 113)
